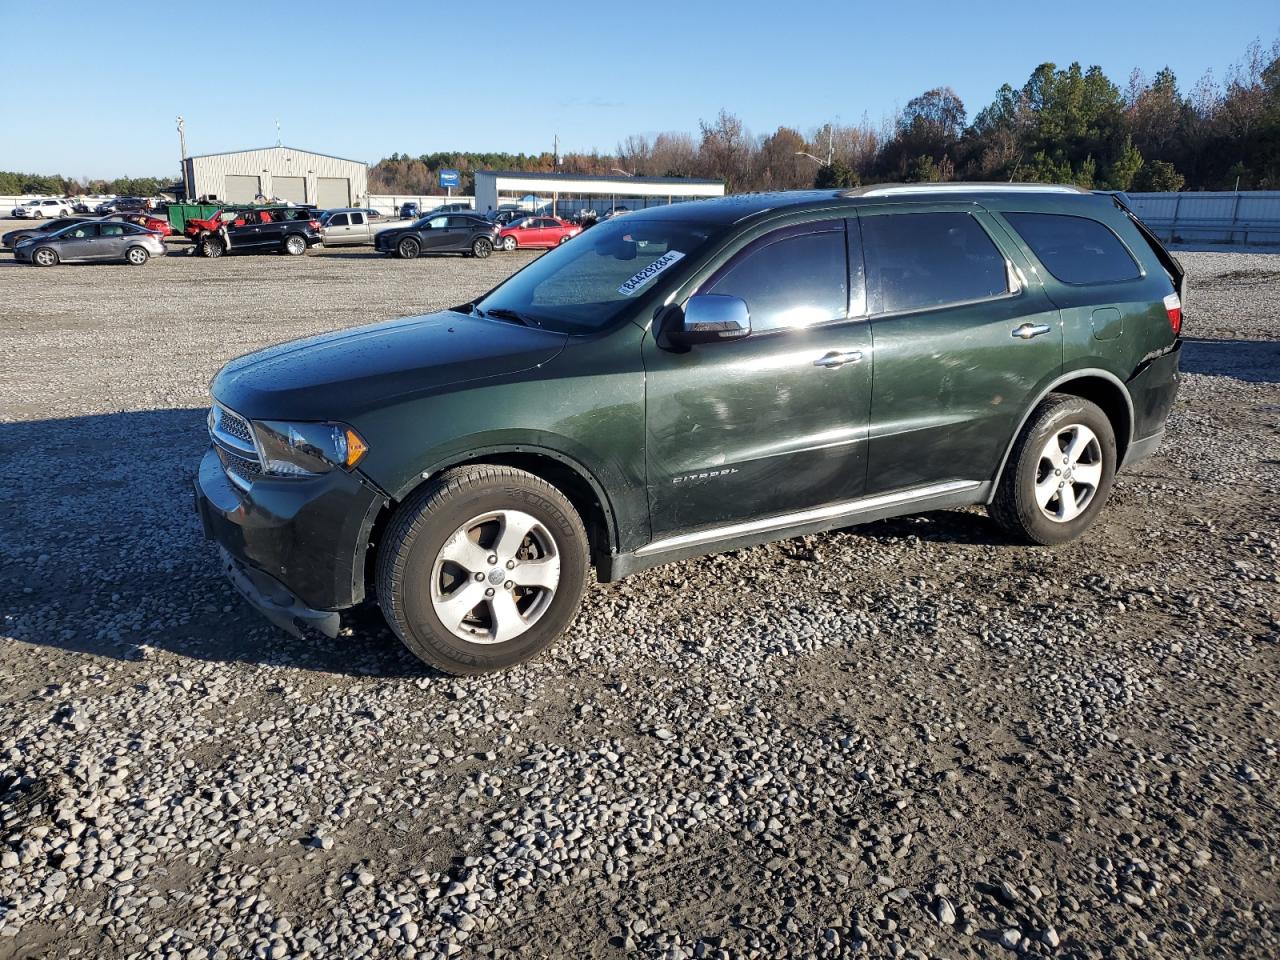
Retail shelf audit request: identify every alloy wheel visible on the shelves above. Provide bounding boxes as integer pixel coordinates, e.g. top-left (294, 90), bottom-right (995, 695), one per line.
top-left (33, 248), bottom-right (56, 266)
top-left (429, 509), bottom-right (561, 645)
top-left (1034, 423), bottom-right (1103, 522)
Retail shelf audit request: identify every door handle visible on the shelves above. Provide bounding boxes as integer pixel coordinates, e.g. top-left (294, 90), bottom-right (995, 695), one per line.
top-left (813, 350), bottom-right (863, 368)
top-left (1012, 323), bottom-right (1052, 339)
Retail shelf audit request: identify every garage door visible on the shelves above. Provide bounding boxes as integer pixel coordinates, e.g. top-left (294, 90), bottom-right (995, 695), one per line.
top-left (316, 177), bottom-right (350, 208)
top-left (224, 175), bottom-right (261, 203)
top-left (274, 176), bottom-right (307, 204)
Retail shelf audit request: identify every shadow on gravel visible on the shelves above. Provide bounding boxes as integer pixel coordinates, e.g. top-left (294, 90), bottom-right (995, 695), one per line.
top-left (0, 408), bottom-right (430, 679)
top-left (856, 509), bottom-right (1005, 547)
top-left (1181, 337), bottom-right (1280, 384)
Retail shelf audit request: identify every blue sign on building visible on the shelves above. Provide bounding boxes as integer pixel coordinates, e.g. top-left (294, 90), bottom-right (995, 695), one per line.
top-left (438, 169), bottom-right (461, 189)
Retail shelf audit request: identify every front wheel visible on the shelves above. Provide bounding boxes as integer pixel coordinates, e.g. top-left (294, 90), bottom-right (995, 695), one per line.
top-left (200, 235), bottom-right (224, 258)
top-left (558, 234), bottom-right (572, 244)
top-left (398, 237), bottom-right (421, 259)
top-left (988, 394), bottom-right (1117, 546)
top-left (32, 247), bottom-right (58, 267)
top-left (33, 211), bottom-right (44, 219)
top-left (283, 234), bottom-right (306, 256)
top-left (501, 235), bottom-right (517, 251)
top-left (376, 465), bottom-right (589, 675)
top-left (124, 246), bottom-right (149, 266)
top-left (472, 237), bottom-right (493, 259)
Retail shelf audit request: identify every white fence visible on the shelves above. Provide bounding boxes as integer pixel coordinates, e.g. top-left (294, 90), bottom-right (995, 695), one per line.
top-left (366, 195), bottom-right (475, 216)
top-left (1126, 191), bottom-right (1280, 245)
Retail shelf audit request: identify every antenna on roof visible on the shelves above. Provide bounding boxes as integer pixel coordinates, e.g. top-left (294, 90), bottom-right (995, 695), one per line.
top-left (275, 119), bottom-right (282, 147)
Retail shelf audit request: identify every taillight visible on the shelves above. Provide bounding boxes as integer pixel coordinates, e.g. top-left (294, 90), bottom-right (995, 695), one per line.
top-left (309, 219), bottom-right (320, 230)
top-left (1163, 293), bottom-right (1182, 337)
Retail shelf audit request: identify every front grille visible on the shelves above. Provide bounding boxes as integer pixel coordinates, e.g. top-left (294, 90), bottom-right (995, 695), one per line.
top-left (218, 407), bottom-right (253, 445)
top-left (209, 403), bottom-right (261, 489)
top-left (221, 452), bottom-right (262, 490)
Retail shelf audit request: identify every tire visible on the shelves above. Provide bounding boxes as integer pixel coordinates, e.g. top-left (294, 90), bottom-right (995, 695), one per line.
top-left (502, 235), bottom-right (518, 251)
top-left (124, 246), bottom-right (149, 266)
top-left (33, 211), bottom-right (44, 219)
top-left (32, 247), bottom-right (58, 267)
top-left (200, 236), bottom-right (224, 258)
top-left (472, 237), bottom-right (493, 259)
top-left (398, 237), bottom-right (421, 260)
top-left (558, 234), bottom-right (572, 244)
top-left (988, 394), bottom-right (1117, 546)
top-left (283, 234), bottom-right (306, 256)
top-left (377, 465), bottom-right (589, 675)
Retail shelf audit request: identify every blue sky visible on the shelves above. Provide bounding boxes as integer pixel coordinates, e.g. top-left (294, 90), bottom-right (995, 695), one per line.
top-left (3, 0), bottom-right (1276, 178)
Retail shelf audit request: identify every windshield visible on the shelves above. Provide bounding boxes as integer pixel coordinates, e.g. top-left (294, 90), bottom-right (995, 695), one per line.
top-left (476, 218), bottom-right (716, 334)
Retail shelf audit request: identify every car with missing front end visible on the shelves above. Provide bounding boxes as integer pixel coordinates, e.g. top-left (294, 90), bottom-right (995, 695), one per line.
top-left (194, 184), bottom-right (1184, 675)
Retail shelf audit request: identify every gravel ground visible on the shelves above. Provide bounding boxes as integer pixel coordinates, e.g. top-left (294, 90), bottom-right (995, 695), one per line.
top-left (1, 240), bottom-right (1277, 960)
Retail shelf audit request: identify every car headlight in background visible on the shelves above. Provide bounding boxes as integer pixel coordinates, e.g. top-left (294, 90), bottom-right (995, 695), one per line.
top-left (251, 420), bottom-right (368, 477)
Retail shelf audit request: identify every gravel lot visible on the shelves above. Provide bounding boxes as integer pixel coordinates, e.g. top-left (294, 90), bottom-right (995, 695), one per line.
top-left (1, 235), bottom-right (1277, 960)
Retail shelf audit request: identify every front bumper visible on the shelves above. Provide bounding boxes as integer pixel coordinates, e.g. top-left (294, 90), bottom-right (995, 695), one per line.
top-left (193, 447), bottom-right (387, 629)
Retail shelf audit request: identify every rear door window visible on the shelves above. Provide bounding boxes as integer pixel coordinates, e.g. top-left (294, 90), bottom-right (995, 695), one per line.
top-left (1003, 212), bottom-right (1141, 284)
top-left (862, 212), bottom-right (1009, 314)
top-left (703, 222), bottom-right (849, 333)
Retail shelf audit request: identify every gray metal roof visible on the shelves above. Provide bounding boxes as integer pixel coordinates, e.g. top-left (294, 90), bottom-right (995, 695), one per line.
top-left (476, 170), bottom-right (723, 186)
top-left (186, 145), bottom-right (368, 167)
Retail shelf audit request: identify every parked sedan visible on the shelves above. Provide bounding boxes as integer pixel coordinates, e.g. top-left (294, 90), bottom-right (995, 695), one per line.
top-left (2, 216), bottom-right (90, 250)
top-left (498, 216), bottom-right (582, 250)
top-left (10, 198), bottom-right (74, 219)
top-left (374, 213), bottom-right (499, 259)
top-left (14, 221), bottom-right (165, 266)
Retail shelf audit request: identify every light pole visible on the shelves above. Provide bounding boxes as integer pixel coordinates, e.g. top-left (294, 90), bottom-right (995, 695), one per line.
top-left (176, 116), bottom-right (190, 200)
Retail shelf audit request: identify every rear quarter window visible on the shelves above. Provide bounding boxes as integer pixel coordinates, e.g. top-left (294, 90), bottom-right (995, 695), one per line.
top-left (1004, 212), bottom-right (1141, 284)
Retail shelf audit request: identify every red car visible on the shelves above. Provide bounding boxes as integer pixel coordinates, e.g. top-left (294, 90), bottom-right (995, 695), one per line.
top-left (107, 212), bottom-right (172, 237)
top-left (498, 216), bottom-right (581, 251)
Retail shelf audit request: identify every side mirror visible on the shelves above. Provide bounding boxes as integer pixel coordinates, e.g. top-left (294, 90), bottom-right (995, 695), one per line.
top-left (667, 295), bottom-right (751, 347)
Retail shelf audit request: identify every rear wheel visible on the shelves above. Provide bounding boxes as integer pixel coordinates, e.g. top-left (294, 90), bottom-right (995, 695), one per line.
top-left (989, 394), bottom-right (1117, 545)
top-left (558, 234), bottom-right (572, 244)
top-left (398, 237), bottom-right (421, 259)
top-left (502, 235), bottom-right (517, 251)
top-left (472, 237), bottom-right (493, 259)
top-left (200, 236), bottom-right (224, 258)
top-left (124, 246), bottom-right (149, 266)
top-left (377, 465), bottom-right (589, 675)
top-left (32, 247), bottom-right (58, 267)
top-left (283, 234), bottom-right (306, 256)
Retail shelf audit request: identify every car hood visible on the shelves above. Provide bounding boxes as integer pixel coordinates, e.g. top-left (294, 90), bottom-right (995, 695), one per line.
top-left (212, 310), bottom-right (569, 421)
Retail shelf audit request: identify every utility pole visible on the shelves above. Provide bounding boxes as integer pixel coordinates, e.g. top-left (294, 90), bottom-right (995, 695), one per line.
top-left (176, 116), bottom-right (190, 200)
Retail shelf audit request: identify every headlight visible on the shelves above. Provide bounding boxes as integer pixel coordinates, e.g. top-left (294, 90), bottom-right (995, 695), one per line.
top-left (251, 420), bottom-right (368, 477)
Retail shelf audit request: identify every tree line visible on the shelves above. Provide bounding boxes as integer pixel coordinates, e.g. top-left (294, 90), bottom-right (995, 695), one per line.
top-left (372, 36), bottom-right (1280, 196)
top-left (5, 36), bottom-right (1276, 198)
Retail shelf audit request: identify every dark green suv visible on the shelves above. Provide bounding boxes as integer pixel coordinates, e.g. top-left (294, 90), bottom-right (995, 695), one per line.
top-left (194, 185), bottom-right (1184, 674)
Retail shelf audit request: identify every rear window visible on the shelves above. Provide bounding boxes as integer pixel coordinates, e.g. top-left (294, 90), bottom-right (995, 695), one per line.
top-left (1004, 212), bottom-right (1141, 284)
top-left (862, 212), bottom-right (1009, 313)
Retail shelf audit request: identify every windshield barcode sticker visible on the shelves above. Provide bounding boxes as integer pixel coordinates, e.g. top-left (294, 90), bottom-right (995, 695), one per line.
top-left (618, 250), bottom-right (685, 296)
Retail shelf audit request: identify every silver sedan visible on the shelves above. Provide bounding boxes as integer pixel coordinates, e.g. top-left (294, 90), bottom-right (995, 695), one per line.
top-left (14, 220), bottom-right (166, 266)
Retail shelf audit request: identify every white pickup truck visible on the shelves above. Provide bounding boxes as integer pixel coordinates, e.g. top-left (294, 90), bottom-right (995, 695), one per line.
top-left (319, 209), bottom-right (400, 246)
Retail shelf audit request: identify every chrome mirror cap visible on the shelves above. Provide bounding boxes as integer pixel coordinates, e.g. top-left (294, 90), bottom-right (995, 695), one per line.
top-left (669, 294), bottom-right (751, 346)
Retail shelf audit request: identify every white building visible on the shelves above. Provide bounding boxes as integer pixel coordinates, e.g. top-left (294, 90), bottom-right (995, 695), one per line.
top-left (473, 171), bottom-right (724, 219)
top-left (183, 146), bottom-right (368, 207)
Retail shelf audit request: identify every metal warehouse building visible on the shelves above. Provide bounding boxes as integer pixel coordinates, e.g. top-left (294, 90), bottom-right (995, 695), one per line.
top-left (474, 171), bottom-right (724, 218)
top-left (183, 146), bottom-right (368, 207)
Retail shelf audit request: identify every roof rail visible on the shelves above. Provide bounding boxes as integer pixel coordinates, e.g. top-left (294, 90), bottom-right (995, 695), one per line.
top-left (846, 182), bottom-right (1089, 198)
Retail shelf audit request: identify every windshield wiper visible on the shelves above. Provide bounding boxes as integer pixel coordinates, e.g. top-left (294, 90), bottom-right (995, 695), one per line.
top-left (481, 307), bottom-right (540, 328)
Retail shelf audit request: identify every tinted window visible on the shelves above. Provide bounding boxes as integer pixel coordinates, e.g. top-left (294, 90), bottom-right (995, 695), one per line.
top-left (863, 212), bottom-right (1008, 314)
top-left (328, 213), bottom-right (349, 226)
top-left (704, 223), bottom-right (848, 333)
top-left (350, 212), bottom-right (364, 225)
top-left (1004, 212), bottom-right (1141, 284)
top-left (446, 216), bottom-right (473, 228)
top-left (63, 224), bottom-right (98, 239)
